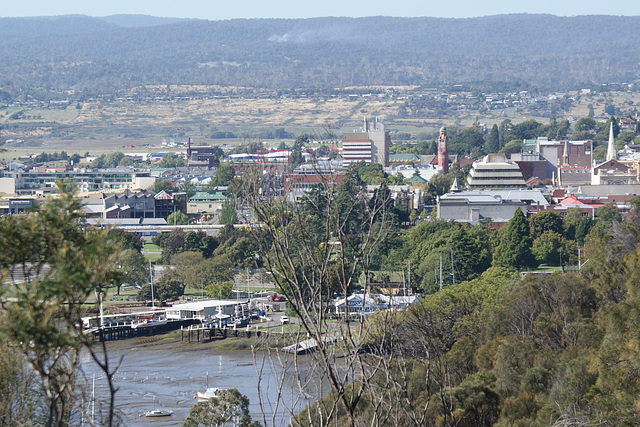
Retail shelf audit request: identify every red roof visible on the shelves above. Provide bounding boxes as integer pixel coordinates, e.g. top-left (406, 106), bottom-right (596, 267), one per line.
top-left (558, 195), bottom-right (603, 208)
top-left (552, 189), bottom-right (565, 198)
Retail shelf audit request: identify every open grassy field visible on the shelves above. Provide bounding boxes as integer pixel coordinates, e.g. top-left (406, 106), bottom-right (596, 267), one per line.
top-left (2, 87), bottom-right (639, 161)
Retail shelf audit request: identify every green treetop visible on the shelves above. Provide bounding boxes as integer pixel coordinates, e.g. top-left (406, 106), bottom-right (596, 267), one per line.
top-left (493, 209), bottom-right (537, 270)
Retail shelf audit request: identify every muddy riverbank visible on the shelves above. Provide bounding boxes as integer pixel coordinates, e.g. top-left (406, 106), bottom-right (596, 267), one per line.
top-left (81, 333), bottom-right (323, 426)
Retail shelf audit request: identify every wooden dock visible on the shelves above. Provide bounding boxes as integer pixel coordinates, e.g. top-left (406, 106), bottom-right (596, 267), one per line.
top-left (282, 338), bottom-right (319, 355)
top-left (282, 335), bottom-right (339, 355)
top-left (180, 324), bottom-right (262, 343)
top-left (89, 319), bottom-right (199, 341)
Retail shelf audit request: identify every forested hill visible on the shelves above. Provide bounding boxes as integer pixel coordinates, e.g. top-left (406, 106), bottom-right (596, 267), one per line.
top-left (0, 14), bottom-right (638, 94)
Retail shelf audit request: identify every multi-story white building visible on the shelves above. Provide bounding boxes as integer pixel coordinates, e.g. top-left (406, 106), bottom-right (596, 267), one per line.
top-left (467, 154), bottom-right (526, 188)
top-left (342, 117), bottom-right (389, 167)
top-left (0, 167), bottom-right (156, 196)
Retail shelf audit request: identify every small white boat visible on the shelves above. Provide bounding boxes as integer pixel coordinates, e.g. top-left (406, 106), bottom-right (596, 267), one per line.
top-left (196, 387), bottom-right (222, 402)
top-left (144, 409), bottom-right (174, 417)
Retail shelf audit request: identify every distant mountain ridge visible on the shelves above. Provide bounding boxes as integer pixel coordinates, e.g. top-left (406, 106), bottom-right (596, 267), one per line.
top-left (98, 14), bottom-right (190, 28)
top-left (0, 14), bottom-right (190, 35)
top-left (0, 14), bottom-right (638, 94)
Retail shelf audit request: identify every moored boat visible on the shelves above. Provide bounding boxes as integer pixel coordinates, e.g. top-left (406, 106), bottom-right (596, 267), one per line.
top-left (131, 315), bottom-right (168, 329)
top-left (196, 387), bottom-right (222, 402)
top-left (144, 409), bottom-right (174, 417)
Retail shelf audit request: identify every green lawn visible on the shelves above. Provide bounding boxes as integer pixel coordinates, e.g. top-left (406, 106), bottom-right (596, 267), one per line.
top-left (144, 253), bottom-right (162, 262)
top-left (142, 243), bottom-right (162, 262)
top-left (532, 265), bottom-right (564, 273)
top-left (143, 243), bottom-right (161, 252)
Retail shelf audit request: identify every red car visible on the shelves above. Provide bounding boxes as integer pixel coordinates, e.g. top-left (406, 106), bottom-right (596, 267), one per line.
top-left (266, 293), bottom-right (277, 301)
top-left (273, 295), bottom-right (287, 302)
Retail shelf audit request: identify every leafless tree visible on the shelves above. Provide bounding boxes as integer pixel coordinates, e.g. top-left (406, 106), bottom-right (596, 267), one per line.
top-left (234, 157), bottom-right (414, 426)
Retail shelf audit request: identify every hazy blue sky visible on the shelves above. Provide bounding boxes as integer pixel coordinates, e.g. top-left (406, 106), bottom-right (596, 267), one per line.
top-left (1, 0), bottom-right (640, 20)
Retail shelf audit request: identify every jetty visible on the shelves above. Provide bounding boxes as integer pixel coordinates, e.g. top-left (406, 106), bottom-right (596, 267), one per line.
top-left (282, 335), bottom-right (339, 355)
top-left (282, 338), bottom-right (320, 355)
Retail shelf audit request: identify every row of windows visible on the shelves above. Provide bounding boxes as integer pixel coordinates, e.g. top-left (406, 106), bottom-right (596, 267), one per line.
top-left (472, 168), bottom-right (522, 173)
top-left (469, 176), bottom-right (525, 181)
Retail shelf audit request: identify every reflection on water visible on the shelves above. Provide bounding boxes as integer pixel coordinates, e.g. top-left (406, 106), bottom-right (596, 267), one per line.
top-left (81, 343), bottom-right (322, 426)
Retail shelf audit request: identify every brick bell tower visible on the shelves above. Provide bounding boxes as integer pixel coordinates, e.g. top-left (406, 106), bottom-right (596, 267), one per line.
top-left (437, 126), bottom-right (449, 173)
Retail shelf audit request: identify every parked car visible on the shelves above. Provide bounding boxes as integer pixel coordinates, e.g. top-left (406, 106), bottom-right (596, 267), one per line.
top-left (280, 316), bottom-right (290, 324)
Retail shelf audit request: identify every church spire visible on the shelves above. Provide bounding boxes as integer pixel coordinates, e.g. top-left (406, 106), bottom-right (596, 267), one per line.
top-left (450, 177), bottom-right (461, 192)
top-left (562, 140), bottom-right (569, 166)
top-left (606, 118), bottom-right (616, 161)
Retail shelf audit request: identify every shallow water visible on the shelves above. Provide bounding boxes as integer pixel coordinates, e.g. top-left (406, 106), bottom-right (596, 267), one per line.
top-left (81, 341), bottom-right (322, 426)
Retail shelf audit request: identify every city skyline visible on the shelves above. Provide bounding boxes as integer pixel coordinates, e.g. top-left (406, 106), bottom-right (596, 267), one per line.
top-left (1, 0), bottom-right (639, 21)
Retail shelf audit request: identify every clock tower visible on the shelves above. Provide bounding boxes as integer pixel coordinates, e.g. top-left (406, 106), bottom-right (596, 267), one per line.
top-left (437, 126), bottom-right (449, 173)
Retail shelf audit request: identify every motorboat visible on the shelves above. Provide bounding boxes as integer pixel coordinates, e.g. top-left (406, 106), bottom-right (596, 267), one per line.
top-left (131, 315), bottom-right (168, 329)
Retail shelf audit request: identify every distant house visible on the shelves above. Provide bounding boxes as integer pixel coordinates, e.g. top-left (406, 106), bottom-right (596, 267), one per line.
top-left (619, 117), bottom-right (638, 130)
top-left (186, 191), bottom-right (227, 215)
top-left (361, 271), bottom-right (414, 295)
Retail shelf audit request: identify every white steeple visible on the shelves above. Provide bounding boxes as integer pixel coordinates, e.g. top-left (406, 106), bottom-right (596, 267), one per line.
top-left (606, 118), bottom-right (616, 161)
top-left (450, 177), bottom-right (461, 192)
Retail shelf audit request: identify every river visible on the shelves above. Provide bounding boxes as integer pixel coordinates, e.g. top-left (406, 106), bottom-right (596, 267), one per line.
top-left (81, 337), bottom-right (324, 426)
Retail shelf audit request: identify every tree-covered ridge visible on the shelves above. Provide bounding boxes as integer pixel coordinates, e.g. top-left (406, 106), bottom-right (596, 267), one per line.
top-left (311, 199), bottom-right (640, 425)
top-left (0, 15), bottom-right (639, 94)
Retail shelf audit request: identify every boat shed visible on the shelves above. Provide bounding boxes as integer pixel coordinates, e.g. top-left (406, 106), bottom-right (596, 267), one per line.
top-left (165, 300), bottom-right (249, 322)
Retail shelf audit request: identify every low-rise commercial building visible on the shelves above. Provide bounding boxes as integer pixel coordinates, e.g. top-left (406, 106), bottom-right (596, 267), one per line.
top-left (437, 189), bottom-right (548, 225)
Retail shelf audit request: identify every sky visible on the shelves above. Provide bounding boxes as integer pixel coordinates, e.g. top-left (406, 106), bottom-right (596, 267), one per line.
top-left (1, 0), bottom-right (639, 20)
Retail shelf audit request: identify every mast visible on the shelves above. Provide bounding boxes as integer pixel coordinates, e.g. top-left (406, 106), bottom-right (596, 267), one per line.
top-left (407, 259), bottom-right (411, 296)
top-left (439, 255), bottom-right (443, 291)
top-left (149, 260), bottom-right (155, 310)
top-left (402, 271), bottom-right (406, 298)
top-left (99, 291), bottom-right (104, 329)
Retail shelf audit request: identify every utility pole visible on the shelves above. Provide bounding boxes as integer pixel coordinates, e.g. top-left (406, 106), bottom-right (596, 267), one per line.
top-left (439, 255), bottom-right (443, 291)
top-left (407, 259), bottom-right (411, 295)
top-left (450, 247), bottom-right (456, 286)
